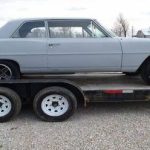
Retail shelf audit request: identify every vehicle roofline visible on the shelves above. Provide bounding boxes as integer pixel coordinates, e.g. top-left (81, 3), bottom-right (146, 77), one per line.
top-left (10, 18), bottom-right (96, 22)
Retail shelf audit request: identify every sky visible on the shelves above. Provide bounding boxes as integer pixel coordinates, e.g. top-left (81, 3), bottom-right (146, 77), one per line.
top-left (0, 0), bottom-right (150, 34)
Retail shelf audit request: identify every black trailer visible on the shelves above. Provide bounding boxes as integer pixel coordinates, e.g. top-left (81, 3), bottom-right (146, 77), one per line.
top-left (0, 73), bottom-right (150, 122)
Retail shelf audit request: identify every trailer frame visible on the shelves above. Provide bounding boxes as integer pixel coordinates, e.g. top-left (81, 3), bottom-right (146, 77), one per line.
top-left (0, 73), bottom-right (150, 122)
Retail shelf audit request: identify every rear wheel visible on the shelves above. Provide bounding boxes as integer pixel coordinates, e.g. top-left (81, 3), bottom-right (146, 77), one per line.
top-left (141, 62), bottom-right (150, 85)
top-left (0, 61), bottom-right (20, 80)
top-left (33, 86), bottom-right (77, 122)
top-left (0, 87), bottom-right (22, 122)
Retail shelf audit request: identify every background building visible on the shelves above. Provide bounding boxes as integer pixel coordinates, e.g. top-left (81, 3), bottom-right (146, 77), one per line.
top-left (135, 29), bottom-right (150, 38)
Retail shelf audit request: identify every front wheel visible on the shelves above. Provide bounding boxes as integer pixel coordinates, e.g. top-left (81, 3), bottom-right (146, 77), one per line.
top-left (141, 62), bottom-right (150, 85)
top-left (33, 87), bottom-right (77, 122)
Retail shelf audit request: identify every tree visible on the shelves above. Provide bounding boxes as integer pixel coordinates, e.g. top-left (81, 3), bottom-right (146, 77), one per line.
top-left (112, 14), bottom-right (129, 37)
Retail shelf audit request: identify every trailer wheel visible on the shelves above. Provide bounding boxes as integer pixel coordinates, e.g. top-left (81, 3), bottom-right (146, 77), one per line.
top-left (0, 87), bottom-right (22, 122)
top-left (33, 87), bottom-right (77, 122)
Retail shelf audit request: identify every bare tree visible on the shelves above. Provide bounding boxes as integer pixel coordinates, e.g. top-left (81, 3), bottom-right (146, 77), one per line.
top-left (112, 14), bottom-right (129, 37)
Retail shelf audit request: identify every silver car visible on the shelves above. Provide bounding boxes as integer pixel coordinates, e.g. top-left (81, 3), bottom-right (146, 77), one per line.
top-left (0, 18), bottom-right (150, 84)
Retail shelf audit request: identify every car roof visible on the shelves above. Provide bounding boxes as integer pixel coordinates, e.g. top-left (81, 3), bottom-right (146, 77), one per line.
top-left (0, 18), bottom-right (95, 38)
top-left (13, 17), bottom-right (94, 20)
top-left (11, 18), bottom-right (95, 23)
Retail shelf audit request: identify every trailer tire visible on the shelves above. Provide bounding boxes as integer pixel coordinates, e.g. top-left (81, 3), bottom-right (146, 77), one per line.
top-left (0, 87), bottom-right (22, 122)
top-left (33, 86), bottom-right (77, 122)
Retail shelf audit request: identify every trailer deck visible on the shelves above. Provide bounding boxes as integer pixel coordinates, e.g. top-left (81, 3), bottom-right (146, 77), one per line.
top-left (23, 73), bottom-right (150, 90)
top-left (20, 73), bottom-right (150, 103)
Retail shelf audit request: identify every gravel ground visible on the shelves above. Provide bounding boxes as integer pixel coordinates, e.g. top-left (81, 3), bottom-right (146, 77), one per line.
top-left (0, 102), bottom-right (150, 150)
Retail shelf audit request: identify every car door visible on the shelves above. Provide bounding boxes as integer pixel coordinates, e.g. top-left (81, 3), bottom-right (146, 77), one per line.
top-left (10, 20), bottom-right (47, 73)
top-left (46, 19), bottom-right (122, 72)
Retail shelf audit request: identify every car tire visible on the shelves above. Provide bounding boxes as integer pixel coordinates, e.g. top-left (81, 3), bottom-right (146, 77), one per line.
top-left (123, 72), bottom-right (138, 76)
top-left (0, 87), bottom-right (22, 122)
top-left (33, 86), bottom-right (77, 122)
top-left (0, 61), bottom-right (20, 80)
top-left (141, 62), bottom-right (150, 85)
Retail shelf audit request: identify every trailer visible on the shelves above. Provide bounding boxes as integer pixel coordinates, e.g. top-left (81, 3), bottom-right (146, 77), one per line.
top-left (0, 73), bottom-right (150, 122)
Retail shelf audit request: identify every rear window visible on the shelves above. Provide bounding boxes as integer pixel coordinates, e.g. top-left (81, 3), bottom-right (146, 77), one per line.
top-left (12, 21), bottom-right (46, 38)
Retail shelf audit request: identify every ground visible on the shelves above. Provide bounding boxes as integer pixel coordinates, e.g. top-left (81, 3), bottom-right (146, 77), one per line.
top-left (0, 102), bottom-right (150, 150)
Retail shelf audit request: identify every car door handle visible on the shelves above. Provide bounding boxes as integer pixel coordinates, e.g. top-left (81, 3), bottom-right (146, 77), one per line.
top-left (48, 43), bottom-right (60, 47)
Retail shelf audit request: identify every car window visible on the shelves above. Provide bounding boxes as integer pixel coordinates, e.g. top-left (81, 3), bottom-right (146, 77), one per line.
top-left (87, 22), bottom-right (106, 38)
top-left (48, 20), bottom-right (98, 38)
top-left (71, 27), bottom-right (90, 38)
top-left (49, 26), bottom-right (91, 38)
top-left (12, 21), bottom-right (46, 38)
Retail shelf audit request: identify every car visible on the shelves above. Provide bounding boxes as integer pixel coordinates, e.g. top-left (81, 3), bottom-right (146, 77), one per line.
top-left (0, 18), bottom-right (150, 84)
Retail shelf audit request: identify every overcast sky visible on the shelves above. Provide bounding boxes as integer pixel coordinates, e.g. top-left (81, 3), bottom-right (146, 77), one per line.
top-left (0, 0), bottom-right (150, 34)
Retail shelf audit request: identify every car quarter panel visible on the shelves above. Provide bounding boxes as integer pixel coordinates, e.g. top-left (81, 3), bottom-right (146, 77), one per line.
top-left (121, 38), bottom-right (150, 72)
top-left (0, 39), bottom-right (47, 73)
top-left (0, 20), bottom-right (23, 38)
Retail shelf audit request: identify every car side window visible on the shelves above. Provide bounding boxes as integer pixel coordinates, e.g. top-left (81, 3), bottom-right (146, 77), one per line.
top-left (48, 20), bottom-right (93, 38)
top-left (48, 20), bottom-right (107, 38)
top-left (87, 21), bottom-right (106, 38)
top-left (12, 21), bottom-right (46, 38)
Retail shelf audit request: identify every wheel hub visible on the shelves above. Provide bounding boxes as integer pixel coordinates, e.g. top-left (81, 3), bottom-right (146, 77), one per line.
top-left (41, 94), bottom-right (69, 117)
top-left (0, 95), bottom-right (12, 117)
top-left (52, 101), bottom-right (59, 107)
